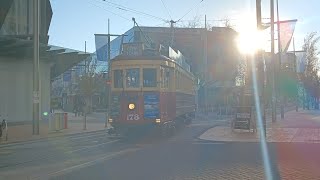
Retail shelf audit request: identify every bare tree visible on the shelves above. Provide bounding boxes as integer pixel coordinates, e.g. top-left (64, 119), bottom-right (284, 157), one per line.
top-left (223, 18), bottom-right (233, 28)
top-left (302, 32), bottom-right (320, 109)
top-left (179, 15), bottom-right (202, 28)
top-left (77, 57), bottom-right (104, 113)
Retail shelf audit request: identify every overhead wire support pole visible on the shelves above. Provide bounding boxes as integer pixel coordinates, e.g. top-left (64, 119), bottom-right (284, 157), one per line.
top-left (256, 0), bottom-right (266, 138)
top-left (84, 41), bottom-right (88, 130)
top-left (33, 0), bottom-right (40, 135)
top-left (270, 0), bottom-right (276, 122)
top-left (107, 19), bottom-right (111, 128)
top-left (170, 20), bottom-right (176, 47)
top-left (276, 0), bottom-right (284, 119)
top-left (293, 37), bottom-right (298, 112)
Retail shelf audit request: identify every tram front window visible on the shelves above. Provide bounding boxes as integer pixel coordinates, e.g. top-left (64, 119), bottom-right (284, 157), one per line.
top-left (114, 70), bottom-right (123, 88)
top-left (126, 68), bottom-right (140, 88)
top-left (143, 68), bottom-right (157, 87)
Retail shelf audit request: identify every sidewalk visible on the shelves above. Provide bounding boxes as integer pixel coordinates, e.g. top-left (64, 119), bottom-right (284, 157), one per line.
top-left (199, 110), bottom-right (320, 143)
top-left (0, 112), bottom-right (108, 144)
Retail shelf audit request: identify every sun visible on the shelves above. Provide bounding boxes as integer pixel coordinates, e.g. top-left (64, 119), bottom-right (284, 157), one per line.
top-left (234, 14), bottom-right (267, 54)
top-left (236, 29), bottom-right (265, 54)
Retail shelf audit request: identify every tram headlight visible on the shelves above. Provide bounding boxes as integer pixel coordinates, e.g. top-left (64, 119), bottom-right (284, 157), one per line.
top-left (128, 103), bottom-right (135, 110)
top-left (155, 119), bottom-right (161, 123)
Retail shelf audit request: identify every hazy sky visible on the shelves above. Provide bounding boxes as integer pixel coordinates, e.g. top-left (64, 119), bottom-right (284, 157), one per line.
top-left (48, 0), bottom-right (320, 53)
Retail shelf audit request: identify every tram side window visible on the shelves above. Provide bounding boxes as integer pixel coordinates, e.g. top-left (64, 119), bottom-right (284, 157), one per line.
top-left (126, 68), bottom-right (140, 88)
top-left (143, 68), bottom-right (157, 87)
top-left (114, 70), bottom-right (123, 88)
top-left (160, 67), bottom-right (169, 88)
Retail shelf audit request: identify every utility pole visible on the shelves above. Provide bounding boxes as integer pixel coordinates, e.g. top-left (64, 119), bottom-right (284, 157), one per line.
top-left (204, 14), bottom-right (208, 115)
top-left (170, 20), bottom-right (176, 47)
top-left (270, 0), bottom-right (276, 122)
top-left (276, 0), bottom-right (284, 119)
top-left (256, 0), bottom-right (266, 138)
top-left (33, 0), bottom-right (40, 135)
top-left (107, 19), bottom-right (111, 128)
top-left (205, 14), bottom-right (207, 29)
top-left (293, 37), bottom-right (299, 112)
top-left (204, 24), bottom-right (208, 115)
top-left (83, 41), bottom-right (87, 130)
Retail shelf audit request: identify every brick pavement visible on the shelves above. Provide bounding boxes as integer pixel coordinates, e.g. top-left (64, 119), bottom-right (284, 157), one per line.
top-left (199, 110), bottom-right (320, 143)
top-left (0, 112), bottom-right (107, 144)
top-left (197, 110), bottom-right (320, 180)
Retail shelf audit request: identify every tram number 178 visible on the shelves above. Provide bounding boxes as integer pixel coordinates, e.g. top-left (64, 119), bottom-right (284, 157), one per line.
top-left (127, 114), bottom-right (140, 121)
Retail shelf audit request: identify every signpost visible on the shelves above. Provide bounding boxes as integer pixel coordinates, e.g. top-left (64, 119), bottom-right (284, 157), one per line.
top-left (234, 107), bottom-right (252, 130)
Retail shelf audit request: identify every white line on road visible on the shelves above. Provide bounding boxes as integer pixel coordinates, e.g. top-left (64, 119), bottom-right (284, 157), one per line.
top-left (192, 142), bottom-right (225, 145)
top-left (31, 148), bottom-right (140, 180)
top-left (67, 139), bottom-right (119, 154)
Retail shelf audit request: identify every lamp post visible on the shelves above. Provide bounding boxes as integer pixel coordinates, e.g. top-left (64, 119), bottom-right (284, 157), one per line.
top-left (270, 0), bottom-right (276, 122)
top-left (33, 0), bottom-right (40, 135)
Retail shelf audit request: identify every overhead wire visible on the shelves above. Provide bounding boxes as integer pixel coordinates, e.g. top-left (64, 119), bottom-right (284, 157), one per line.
top-left (97, 0), bottom-right (167, 22)
top-left (88, 1), bottom-right (132, 22)
top-left (176, 0), bottom-right (205, 22)
top-left (160, 0), bottom-right (173, 20)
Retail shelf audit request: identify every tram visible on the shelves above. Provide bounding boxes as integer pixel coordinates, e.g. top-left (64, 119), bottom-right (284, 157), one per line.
top-left (108, 42), bottom-right (196, 136)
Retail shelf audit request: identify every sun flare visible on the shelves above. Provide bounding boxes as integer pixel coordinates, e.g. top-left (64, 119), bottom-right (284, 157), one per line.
top-left (235, 14), bottom-right (268, 54)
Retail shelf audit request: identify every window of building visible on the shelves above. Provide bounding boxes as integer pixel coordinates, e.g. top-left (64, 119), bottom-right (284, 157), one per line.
top-left (113, 70), bottom-right (123, 88)
top-left (143, 68), bottom-right (157, 87)
top-left (126, 68), bottom-right (140, 88)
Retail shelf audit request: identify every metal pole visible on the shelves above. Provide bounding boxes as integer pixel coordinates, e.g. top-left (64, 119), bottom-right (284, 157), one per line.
top-left (276, 0), bottom-right (284, 119)
top-left (83, 41), bottom-right (87, 130)
top-left (170, 20), bottom-right (176, 47)
top-left (205, 14), bottom-right (207, 29)
top-left (270, 0), bottom-right (276, 122)
top-left (107, 19), bottom-right (111, 127)
top-left (33, 0), bottom-right (40, 135)
top-left (293, 37), bottom-right (298, 112)
top-left (256, 0), bottom-right (266, 138)
top-left (204, 29), bottom-right (208, 115)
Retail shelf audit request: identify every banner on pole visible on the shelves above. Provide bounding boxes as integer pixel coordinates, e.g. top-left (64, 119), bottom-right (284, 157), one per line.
top-left (95, 34), bottom-right (108, 61)
top-left (279, 19), bottom-right (297, 52)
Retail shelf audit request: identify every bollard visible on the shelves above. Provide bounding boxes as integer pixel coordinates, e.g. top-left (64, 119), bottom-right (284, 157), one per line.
top-left (64, 113), bottom-right (68, 129)
top-left (105, 112), bottom-right (109, 128)
top-left (83, 114), bottom-right (87, 130)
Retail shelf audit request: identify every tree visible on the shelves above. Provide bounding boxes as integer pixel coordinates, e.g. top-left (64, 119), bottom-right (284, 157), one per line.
top-left (77, 58), bottom-right (106, 113)
top-left (302, 32), bottom-right (320, 109)
top-left (223, 17), bottom-right (234, 29)
top-left (179, 15), bottom-right (202, 28)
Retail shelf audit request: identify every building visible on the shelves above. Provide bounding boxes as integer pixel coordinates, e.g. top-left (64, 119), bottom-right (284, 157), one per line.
top-left (0, 0), bottom-right (90, 123)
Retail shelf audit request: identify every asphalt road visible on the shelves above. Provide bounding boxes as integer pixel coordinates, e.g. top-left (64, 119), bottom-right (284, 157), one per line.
top-left (1, 118), bottom-right (320, 180)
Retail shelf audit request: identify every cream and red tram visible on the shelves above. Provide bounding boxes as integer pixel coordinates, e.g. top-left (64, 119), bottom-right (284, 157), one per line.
top-left (108, 43), bottom-right (195, 135)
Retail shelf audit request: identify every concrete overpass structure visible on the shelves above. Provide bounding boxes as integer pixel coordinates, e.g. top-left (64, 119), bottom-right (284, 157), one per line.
top-left (0, 0), bottom-right (90, 123)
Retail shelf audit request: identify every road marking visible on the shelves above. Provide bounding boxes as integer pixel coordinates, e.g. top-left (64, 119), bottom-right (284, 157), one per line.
top-left (31, 148), bottom-right (139, 180)
top-left (192, 139), bottom-right (225, 145)
top-left (192, 142), bottom-right (225, 145)
top-left (67, 140), bottom-right (119, 154)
